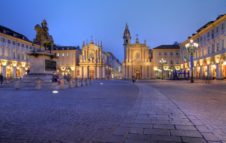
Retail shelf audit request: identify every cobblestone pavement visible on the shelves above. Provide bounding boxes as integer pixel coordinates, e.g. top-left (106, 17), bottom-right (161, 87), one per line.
top-left (144, 80), bottom-right (226, 143)
top-left (0, 80), bottom-right (225, 143)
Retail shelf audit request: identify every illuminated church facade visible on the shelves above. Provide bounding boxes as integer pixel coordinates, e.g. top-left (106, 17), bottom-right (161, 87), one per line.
top-left (122, 24), bottom-right (153, 79)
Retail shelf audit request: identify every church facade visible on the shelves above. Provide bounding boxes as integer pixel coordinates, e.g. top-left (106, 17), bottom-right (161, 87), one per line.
top-left (122, 24), bottom-right (153, 79)
top-left (78, 41), bottom-right (106, 79)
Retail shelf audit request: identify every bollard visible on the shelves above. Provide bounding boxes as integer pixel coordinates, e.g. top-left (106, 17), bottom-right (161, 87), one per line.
top-left (78, 78), bottom-right (81, 87)
top-left (81, 78), bottom-right (84, 86)
top-left (83, 78), bottom-right (86, 86)
top-left (60, 79), bottom-right (65, 89)
top-left (75, 78), bottom-right (78, 87)
top-left (14, 80), bottom-right (20, 90)
top-left (35, 78), bottom-right (42, 90)
top-left (69, 79), bottom-right (75, 88)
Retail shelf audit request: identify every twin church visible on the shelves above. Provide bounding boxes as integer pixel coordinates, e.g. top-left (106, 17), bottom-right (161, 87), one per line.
top-left (122, 24), bottom-right (153, 79)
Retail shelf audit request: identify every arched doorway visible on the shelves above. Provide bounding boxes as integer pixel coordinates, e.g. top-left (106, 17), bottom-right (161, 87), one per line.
top-left (134, 66), bottom-right (141, 79)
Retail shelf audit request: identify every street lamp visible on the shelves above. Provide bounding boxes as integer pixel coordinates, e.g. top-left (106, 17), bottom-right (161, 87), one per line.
top-left (185, 39), bottom-right (199, 83)
top-left (159, 58), bottom-right (166, 80)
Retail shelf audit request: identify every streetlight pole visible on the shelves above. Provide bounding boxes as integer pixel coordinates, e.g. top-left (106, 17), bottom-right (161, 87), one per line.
top-left (159, 58), bottom-right (166, 80)
top-left (185, 39), bottom-right (199, 83)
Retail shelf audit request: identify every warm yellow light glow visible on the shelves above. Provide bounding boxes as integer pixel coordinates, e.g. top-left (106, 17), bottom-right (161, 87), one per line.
top-left (61, 66), bottom-right (66, 71)
top-left (153, 67), bottom-right (158, 71)
top-left (223, 61), bottom-right (226, 65)
top-left (70, 66), bottom-right (75, 71)
top-left (163, 66), bottom-right (169, 70)
top-left (211, 65), bottom-right (216, 69)
top-left (21, 62), bottom-right (26, 67)
top-left (1, 60), bottom-right (8, 66)
top-left (12, 61), bottom-right (17, 67)
top-left (175, 66), bottom-right (181, 71)
top-left (207, 60), bottom-right (210, 65)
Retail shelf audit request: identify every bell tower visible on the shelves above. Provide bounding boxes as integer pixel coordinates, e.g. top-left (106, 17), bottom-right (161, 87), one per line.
top-left (123, 24), bottom-right (131, 60)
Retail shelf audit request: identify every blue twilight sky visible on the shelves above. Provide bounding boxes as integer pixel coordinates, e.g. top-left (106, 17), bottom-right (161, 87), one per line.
top-left (0, 0), bottom-right (226, 61)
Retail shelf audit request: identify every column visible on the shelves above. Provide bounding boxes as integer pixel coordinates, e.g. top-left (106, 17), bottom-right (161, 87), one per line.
top-left (13, 67), bottom-right (17, 78)
top-left (129, 66), bottom-right (132, 79)
top-left (81, 67), bottom-right (84, 78)
top-left (102, 66), bottom-right (105, 79)
top-left (97, 66), bottom-right (100, 79)
top-left (200, 66), bottom-right (203, 79)
top-left (87, 66), bottom-right (89, 78)
top-left (2, 66), bottom-right (6, 78)
top-left (20, 67), bottom-right (24, 78)
top-left (207, 65), bottom-right (211, 78)
top-left (216, 63), bottom-right (223, 80)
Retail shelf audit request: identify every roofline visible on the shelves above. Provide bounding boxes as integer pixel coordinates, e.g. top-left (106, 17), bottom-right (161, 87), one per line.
top-left (181, 14), bottom-right (226, 46)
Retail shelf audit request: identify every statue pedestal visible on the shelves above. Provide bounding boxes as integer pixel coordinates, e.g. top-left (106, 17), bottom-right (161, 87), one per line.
top-left (19, 51), bottom-right (57, 89)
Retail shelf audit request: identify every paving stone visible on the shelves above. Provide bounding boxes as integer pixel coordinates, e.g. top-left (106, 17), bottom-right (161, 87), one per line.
top-left (150, 135), bottom-right (182, 142)
top-left (125, 133), bottom-right (150, 143)
top-left (129, 127), bottom-right (143, 134)
top-left (182, 136), bottom-right (207, 143)
top-left (153, 124), bottom-right (175, 130)
top-left (201, 132), bottom-right (219, 142)
top-left (175, 125), bottom-right (197, 130)
top-left (196, 125), bottom-right (211, 132)
top-left (171, 130), bottom-right (202, 138)
top-left (105, 135), bottom-right (125, 143)
top-left (112, 127), bottom-right (129, 136)
top-left (144, 128), bottom-right (170, 136)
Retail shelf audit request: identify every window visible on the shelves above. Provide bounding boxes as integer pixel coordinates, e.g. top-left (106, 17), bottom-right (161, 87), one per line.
top-left (212, 44), bottom-right (215, 53)
top-left (176, 52), bottom-right (179, 56)
top-left (208, 47), bottom-right (211, 54)
top-left (21, 44), bottom-right (24, 47)
top-left (13, 41), bottom-right (15, 45)
top-left (170, 52), bottom-right (173, 56)
top-left (57, 53), bottom-right (60, 57)
top-left (216, 27), bottom-right (218, 33)
top-left (66, 52), bottom-right (69, 56)
top-left (222, 40), bottom-right (225, 49)
top-left (135, 52), bottom-right (140, 60)
top-left (211, 30), bottom-right (214, 39)
top-left (222, 23), bottom-right (224, 31)
top-left (62, 53), bottom-right (64, 56)
top-left (164, 52), bottom-right (167, 56)
top-left (159, 52), bottom-right (161, 56)
top-left (8, 40), bottom-right (11, 44)
top-left (170, 60), bottom-right (173, 64)
top-left (216, 43), bottom-right (219, 51)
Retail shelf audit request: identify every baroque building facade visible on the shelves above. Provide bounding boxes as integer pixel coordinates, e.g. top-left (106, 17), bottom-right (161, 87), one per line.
top-left (180, 14), bottom-right (226, 79)
top-left (78, 41), bottom-right (106, 79)
top-left (122, 24), bottom-right (152, 79)
top-left (0, 25), bottom-right (39, 79)
top-left (152, 45), bottom-right (181, 79)
top-left (53, 46), bottom-right (80, 78)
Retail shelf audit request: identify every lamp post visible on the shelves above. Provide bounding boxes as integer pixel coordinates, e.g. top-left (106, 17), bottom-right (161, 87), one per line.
top-left (185, 39), bottom-right (199, 83)
top-left (159, 58), bottom-right (166, 80)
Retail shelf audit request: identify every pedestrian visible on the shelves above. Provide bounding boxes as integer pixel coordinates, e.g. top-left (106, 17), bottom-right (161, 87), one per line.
top-left (0, 74), bottom-right (4, 85)
top-left (132, 76), bottom-right (136, 83)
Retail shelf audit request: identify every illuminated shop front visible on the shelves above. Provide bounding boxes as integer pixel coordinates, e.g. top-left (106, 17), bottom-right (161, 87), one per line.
top-left (0, 59), bottom-right (28, 78)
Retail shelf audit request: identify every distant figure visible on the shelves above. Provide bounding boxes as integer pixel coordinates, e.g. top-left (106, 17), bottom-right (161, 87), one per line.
top-left (0, 74), bottom-right (4, 85)
top-left (27, 69), bottom-right (30, 74)
top-left (132, 76), bottom-right (136, 83)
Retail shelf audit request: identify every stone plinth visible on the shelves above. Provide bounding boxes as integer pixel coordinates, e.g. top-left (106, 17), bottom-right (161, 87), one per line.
top-left (17, 51), bottom-right (57, 89)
